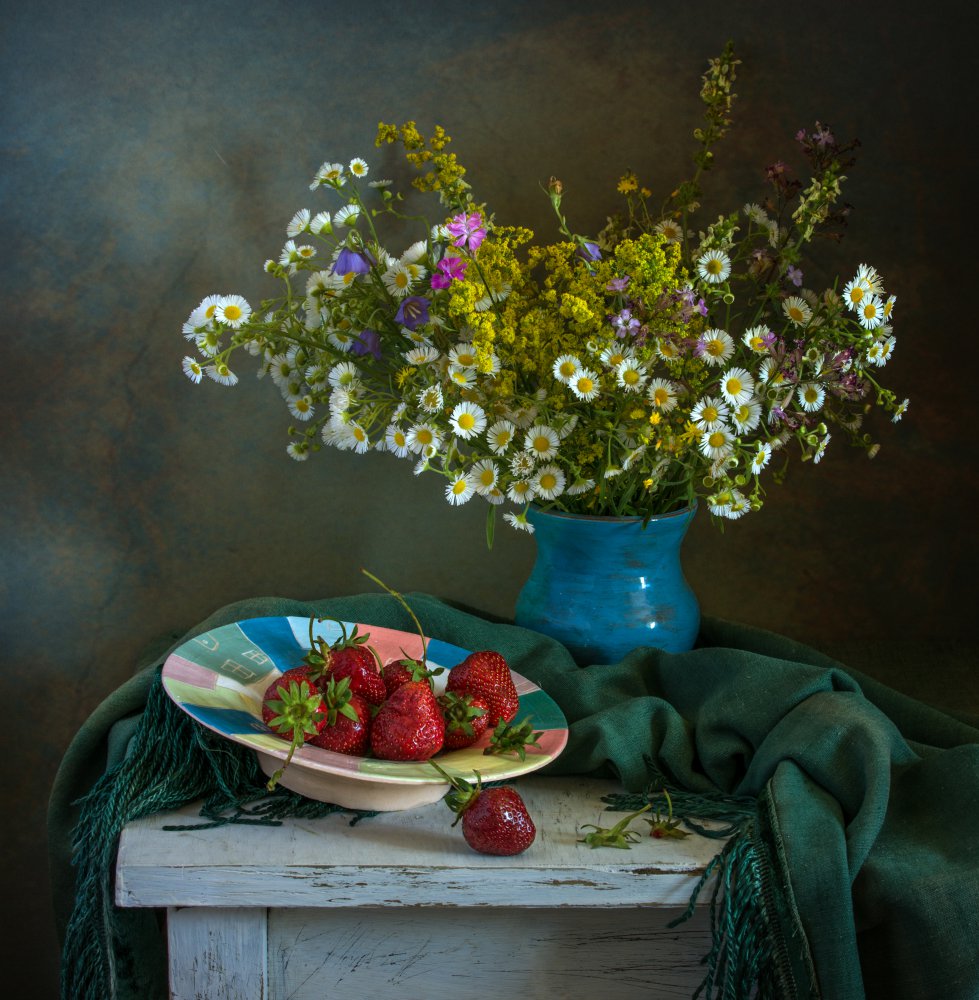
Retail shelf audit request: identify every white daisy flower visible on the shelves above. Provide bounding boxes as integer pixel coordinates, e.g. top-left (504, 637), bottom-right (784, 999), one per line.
top-left (384, 424), bottom-right (410, 458)
top-left (532, 464), bottom-right (566, 500)
top-left (508, 451), bottom-right (537, 477)
top-left (403, 328), bottom-right (433, 347)
top-left (328, 361), bottom-right (360, 389)
top-left (506, 480), bottom-right (536, 504)
top-left (857, 295), bottom-right (885, 329)
top-left (447, 365), bottom-right (476, 389)
top-left (445, 472), bottom-right (476, 506)
top-left (349, 157), bottom-right (369, 179)
top-left (727, 491), bottom-right (750, 519)
top-left (742, 326), bottom-right (772, 353)
top-left (751, 442), bottom-right (772, 473)
top-left (524, 424), bottom-right (560, 461)
top-left (216, 294), bottom-right (251, 329)
top-left (557, 414), bottom-right (579, 439)
top-left (566, 478), bottom-right (596, 496)
top-left (267, 354), bottom-right (297, 388)
top-left (656, 338), bottom-right (681, 362)
top-left (599, 344), bottom-right (634, 368)
top-left (401, 240), bottom-right (429, 264)
top-left (743, 202), bottom-right (769, 225)
top-left (327, 330), bottom-right (356, 352)
top-left (691, 395), bottom-right (730, 430)
top-left (698, 329), bottom-right (735, 366)
top-left (654, 218), bottom-right (684, 243)
top-left (448, 344), bottom-right (478, 369)
top-left (334, 204), bottom-right (360, 228)
top-left (471, 459), bottom-right (499, 496)
top-left (286, 441), bottom-right (310, 462)
top-left (416, 384), bottom-right (443, 413)
top-left (369, 178), bottom-right (393, 189)
top-left (731, 398), bottom-right (762, 432)
top-left (616, 358), bottom-right (648, 393)
top-left (552, 353), bottom-right (582, 383)
top-left (708, 489), bottom-right (734, 518)
top-left (603, 466), bottom-right (624, 479)
top-left (813, 432), bottom-right (831, 464)
top-left (883, 295), bottom-right (897, 321)
top-left (503, 511), bottom-right (535, 533)
top-left (382, 261), bottom-right (413, 298)
top-left (181, 356), bottom-right (204, 383)
top-left (892, 398), bottom-right (910, 423)
top-left (783, 296), bottom-right (812, 326)
top-left (797, 383), bottom-right (825, 412)
top-left (487, 420), bottom-right (516, 455)
top-left (699, 426), bottom-right (735, 461)
top-left (697, 249), bottom-right (731, 284)
top-left (842, 275), bottom-right (870, 312)
top-left (194, 294), bottom-right (223, 324)
top-left (484, 487), bottom-right (506, 505)
top-left (310, 161), bottom-right (345, 189)
top-left (287, 209), bottom-right (311, 237)
top-left (348, 422), bottom-right (370, 454)
top-left (288, 396), bottom-right (315, 421)
top-left (310, 211), bottom-right (333, 235)
top-left (720, 367), bottom-right (755, 406)
top-left (205, 362), bottom-right (238, 386)
top-left (403, 345), bottom-right (439, 366)
top-left (407, 423), bottom-right (440, 456)
top-left (878, 335), bottom-right (896, 365)
top-left (570, 368), bottom-right (600, 401)
top-left (758, 358), bottom-right (786, 387)
top-left (855, 263), bottom-right (884, 295)
top-left (450, 401), bottom-right (487, 440)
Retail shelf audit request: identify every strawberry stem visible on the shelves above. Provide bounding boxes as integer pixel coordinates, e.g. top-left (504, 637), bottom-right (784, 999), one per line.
top-left (361, 568), bottom-right (428, 662)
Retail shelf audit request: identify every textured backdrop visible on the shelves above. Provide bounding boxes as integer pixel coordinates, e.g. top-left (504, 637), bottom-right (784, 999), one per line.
top-left (2, 1), bottom-right (976, 994)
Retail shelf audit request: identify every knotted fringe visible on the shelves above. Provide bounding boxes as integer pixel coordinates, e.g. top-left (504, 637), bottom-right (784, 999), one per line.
top-left (603, 775), bottom-right (799, 1000)
top-left (61, 668), bottom-right (375, 1000)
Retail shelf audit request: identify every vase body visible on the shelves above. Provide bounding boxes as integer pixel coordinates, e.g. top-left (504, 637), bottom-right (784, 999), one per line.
top-left (514, 504), bottom-right (699, 664)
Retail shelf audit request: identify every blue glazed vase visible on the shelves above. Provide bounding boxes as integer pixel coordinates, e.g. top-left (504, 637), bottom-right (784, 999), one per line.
top-left (514, 504), bottom-right (700, 664)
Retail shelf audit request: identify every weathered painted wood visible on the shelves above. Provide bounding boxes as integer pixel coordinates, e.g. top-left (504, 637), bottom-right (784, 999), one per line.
top-left (168, 906), bottom-right (267, 1000)
top-left (116, 776), bottom-right (723, 911)
top-left (268, 906), bottom-right (711, 999)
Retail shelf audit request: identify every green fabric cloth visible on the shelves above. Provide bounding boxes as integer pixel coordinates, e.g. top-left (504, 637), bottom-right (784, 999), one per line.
top-left (49, 593), bottom-right (979, 1000)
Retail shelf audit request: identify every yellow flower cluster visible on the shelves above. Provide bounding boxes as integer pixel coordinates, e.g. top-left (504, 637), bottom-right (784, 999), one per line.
top-left (376, 121), bottom-right (468, 202)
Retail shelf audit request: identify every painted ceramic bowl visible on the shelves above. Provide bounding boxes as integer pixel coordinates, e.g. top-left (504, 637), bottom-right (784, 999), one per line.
top-left (162, 616), bottom-right (569, 811)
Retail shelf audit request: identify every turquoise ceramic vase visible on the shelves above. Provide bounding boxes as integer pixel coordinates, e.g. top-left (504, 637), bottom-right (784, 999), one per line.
top-left (514, 504), bottom-right (700, 664)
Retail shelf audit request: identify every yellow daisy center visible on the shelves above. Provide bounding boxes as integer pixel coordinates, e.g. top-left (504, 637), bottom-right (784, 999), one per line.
top-left (223, 304), bottom-right (242, 321)
top-left (706, 258), bottom-right (723, 275)
top-left (726, 377), bottom-right (743, 396)
top-left (512, 481), bottom-right (530, 496)
top-left (457, 413), bottom-right (476, 431)
top-left (708, 431), bottom-right (726, 448)
top-left (353, 427), bottom-right (366, 442)
top-left (539, 473), bottom-right (557, 491)
top-left (395, 272), bottom-right (409, 288)
top-left (416, 429), bottom-right (433, 446)
top-left (456, 352), bottom-right (475, 366)
top-left (479, 469), bottom-right (494, 486)
top-left (394, 432), bottom-right (406, 447)
top-left (577, 377), bottom-right (594, 394)
top-left (702, 405), bottom-right (719, 423)
top-left (805, 388), bottom-right (819, 403)
top-left (204, 304), bottom-right (218, 318)
top-left (850, 286), bottom-right (865, 303)
top-left (707, 340), bottom-right (725, 357)
top-left (559, 360), bottom-right (576, 377)
top-left (452, 480), bottom-right (467, 495)
top-left (532, 435), bottom-right (551, 453)
top-left (623, 369), bottom-right (640, 386)
top-left (653, 389), bottom-right (669, 406)
top-left (789, 307), bottom-right (804, 322)
top-left (863, 303), bottom-right (878, 319)
top-left (494, 431), bottom-right (511, 446)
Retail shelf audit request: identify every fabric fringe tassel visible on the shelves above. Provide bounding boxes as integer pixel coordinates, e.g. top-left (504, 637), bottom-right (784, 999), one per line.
top-left (61, 668), bottom-right (374, 1000)
top-left (603, 774), bottom-right (789, 1000)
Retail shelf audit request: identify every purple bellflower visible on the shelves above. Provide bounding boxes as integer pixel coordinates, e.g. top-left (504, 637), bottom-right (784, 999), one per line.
top-left (332, 247), bottom-right (375, 276)
top-left (351, 328), bottom-right (382, 360)
top-left (394, 296), bottom-right (430, 330)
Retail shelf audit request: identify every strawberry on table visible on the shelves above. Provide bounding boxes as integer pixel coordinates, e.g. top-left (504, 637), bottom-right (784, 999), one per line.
top-left (370, 680), bottom-right (445, 761)
top-left (445, 650), bottom-right (519, 726)
top-left (430, 763), bottom-right (536, 856)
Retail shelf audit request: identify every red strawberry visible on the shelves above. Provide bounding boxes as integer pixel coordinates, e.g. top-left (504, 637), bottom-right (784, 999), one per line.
top-left (326, 646), bottom-right (387, 706)
top-left (381, 654), bottom-right (443, 697)
top-left (261, 671), bottom-right (328, 790)
top-left (308, 677), bottom-right (371, 756)
top-left (370, 681), bottom-right (445, 761)
top-left (430, 763), bottom-right (536, 856)
top-left (438, 691), bottom-right (490, 750)
top-left (445, 651), bottom-right (519, 726)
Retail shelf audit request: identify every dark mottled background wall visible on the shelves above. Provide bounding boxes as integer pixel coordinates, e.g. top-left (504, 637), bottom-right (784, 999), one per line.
top-left (2, 0), bottom-right (976, 993)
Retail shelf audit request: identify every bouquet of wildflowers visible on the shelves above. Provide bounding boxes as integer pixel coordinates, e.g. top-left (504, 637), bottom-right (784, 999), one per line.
top-left (181, 44), bottom-right (907, 538)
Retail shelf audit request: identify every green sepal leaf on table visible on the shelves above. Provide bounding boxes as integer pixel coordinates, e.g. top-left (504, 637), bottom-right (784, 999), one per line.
top-left (577, 804), bottom-right (652, 849)
top-left (645, 787), bottom-right (691, 840)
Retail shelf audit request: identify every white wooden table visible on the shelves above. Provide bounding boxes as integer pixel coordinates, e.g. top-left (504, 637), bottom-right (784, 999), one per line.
top-left (115, 776), bottom-right (721, 999)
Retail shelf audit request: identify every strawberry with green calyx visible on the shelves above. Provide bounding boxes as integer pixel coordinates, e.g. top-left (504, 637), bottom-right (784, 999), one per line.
top-left (578, 804), bottom-right (652, 849)
top-left (429, 761), bottom-right (536, 856)
top-left (381, 653), bottom-right (444, 696)
top-left (484, 715), bottom-right (543, 761)
top-left (445, 650), bottom-right (519, 726)
top-left (306, 617), bottom-right (386, 706)
top-left (370, 680), bottom-right (445, 761)
top-left (437, 691), bottom-right (489, 750)
top-left (645, 788), bottom-right (691, 840)
top-left (261, 676), bottom-right (329, 790)
top-left (309, 675), bottom-right (372, 756)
